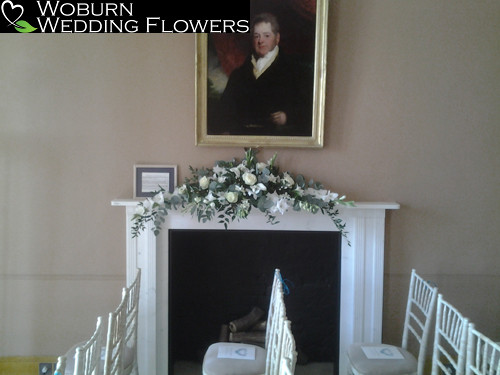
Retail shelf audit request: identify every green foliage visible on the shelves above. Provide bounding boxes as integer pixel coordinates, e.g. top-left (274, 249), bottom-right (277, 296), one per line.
top-left (131, 149), bottom-right (354, 244)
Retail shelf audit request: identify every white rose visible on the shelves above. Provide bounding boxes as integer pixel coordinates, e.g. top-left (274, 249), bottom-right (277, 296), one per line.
top-left (199, 176), bottom-right (210, 189)
top-left (225, 192), bottom-right (239, 203)
top-left (177, 184), bottom-right (187, 195)
top-left (242, 172), bottom-right (257, 186)
top-left (134, 205), bottom-right (145, 216)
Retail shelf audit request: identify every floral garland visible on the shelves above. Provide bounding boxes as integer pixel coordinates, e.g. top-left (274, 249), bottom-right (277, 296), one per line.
top-left (132, 149), bottom-right (354, 244)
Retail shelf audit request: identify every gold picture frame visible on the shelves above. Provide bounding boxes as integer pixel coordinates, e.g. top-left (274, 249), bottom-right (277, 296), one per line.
top-left (195, 0), bottom-right (328, 148)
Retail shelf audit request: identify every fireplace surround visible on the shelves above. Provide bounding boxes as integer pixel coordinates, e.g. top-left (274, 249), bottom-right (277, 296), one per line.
top-left (112, 200), bottom-right (399, 375)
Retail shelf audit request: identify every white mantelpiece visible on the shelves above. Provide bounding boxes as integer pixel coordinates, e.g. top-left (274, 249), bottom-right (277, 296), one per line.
top-left (112, 200), bottom-right (399, 375)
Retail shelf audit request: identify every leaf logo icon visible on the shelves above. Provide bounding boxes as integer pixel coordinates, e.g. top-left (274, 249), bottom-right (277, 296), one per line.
top-left (1, 0), bottom-right (37, 33)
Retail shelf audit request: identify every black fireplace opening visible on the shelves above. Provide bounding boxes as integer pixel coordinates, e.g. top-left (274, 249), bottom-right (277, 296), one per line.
top-left (168, 229), bottom-right (341, 374)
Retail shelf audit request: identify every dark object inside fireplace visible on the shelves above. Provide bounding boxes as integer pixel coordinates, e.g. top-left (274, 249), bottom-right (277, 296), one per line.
top-left (168, 229), bottom-right (341, 373)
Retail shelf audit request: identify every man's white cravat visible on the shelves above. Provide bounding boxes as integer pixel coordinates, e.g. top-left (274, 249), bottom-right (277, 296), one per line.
top-left (252, 46), bottom-right (279, 79)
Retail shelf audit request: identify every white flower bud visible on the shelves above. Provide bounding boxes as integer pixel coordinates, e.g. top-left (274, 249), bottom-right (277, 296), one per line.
top-left (199, 176), bottom-right (210, 189)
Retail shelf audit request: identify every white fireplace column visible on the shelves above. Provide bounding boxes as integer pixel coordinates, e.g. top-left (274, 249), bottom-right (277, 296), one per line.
top-left (112, 200), bottom-right (399, 375)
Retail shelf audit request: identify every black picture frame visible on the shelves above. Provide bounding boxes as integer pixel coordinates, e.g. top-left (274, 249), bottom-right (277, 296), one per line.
top-left (134, 165), bottom-right (177, 198)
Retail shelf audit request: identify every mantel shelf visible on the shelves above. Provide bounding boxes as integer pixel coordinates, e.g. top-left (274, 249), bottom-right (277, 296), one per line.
top-left (111, 199), bottom-right (400, 210)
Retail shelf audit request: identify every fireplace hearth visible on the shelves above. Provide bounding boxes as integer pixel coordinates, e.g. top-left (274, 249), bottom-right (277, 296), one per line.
top-left (112, 200), bottom-right (399, 375)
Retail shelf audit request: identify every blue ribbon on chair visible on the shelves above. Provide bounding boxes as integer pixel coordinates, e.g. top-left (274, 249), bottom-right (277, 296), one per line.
top-left (279, 272), bottom-right (294, 295)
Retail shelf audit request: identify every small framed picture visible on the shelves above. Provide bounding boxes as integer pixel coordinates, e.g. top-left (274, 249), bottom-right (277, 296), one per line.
top-left (134, 165), bottom-right (177, 198)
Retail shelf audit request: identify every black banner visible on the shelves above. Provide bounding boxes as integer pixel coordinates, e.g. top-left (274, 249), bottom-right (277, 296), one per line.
top-left (0, 1), bottom-right (250, 33)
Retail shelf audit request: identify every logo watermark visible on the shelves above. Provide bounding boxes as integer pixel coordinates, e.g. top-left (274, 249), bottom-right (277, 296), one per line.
top-left (1, 1), bottom-right (249, 33)
top-left (1, 0), bottom-right (37, 32)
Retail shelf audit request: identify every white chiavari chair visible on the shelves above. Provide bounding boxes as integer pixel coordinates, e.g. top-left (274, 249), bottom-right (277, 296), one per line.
top-left (465, 323), bottom-right (500, 375)
top-left (123, 269), bottom-right (141, 375)
top-left (431, 294), bottom-right (469, 375)
top-left (54, 316), bottom-right (105, 375)
top-left (347, 269), bottom-right (438, 375)
top-left (202, 268), bottom-right (287, 375)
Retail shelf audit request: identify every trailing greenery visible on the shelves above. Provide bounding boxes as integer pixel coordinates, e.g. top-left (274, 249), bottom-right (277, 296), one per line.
top-left (132, 149), bottom-right (354, 244)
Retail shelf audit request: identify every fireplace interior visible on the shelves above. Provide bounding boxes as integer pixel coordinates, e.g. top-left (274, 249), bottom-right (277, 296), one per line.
top-left (168, 229), bottom-right (341, 374)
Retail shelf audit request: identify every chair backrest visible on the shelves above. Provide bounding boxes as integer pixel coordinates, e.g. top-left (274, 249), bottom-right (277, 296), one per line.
top-left (54, 355), bottom-right (67, 375)
top-left (104, 289), bottom-right (129, 375)
top-left (122, 268), bottom-right (141, 374)
top-left (401, 269), bottom-right (439, 375)
top-left (265, 268), bottom-right (285, 348)
top-left (431, 294), bottom-right (469, 375)
top-left (279, 357), bottom-right (295, 375)
top-left (55, 316), bottom-right (105, 375)
top-left (278, 319), bottom-right (297, 375)
top-left (124, 268), bottom-right (141, 349)
top-left (265, 269), bottom-right (287, 375)
top-left (466, 323), bottom-right (500, 375)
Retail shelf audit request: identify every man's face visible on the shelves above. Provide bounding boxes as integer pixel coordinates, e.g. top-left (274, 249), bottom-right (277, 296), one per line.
top-left (252, 22), bottom-right (280, 58)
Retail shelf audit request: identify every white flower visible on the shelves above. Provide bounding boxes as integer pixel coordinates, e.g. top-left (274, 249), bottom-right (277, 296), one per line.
top-left (268, 193), bottom-right (290, 215)
top-left (256, 162), bottom-right (267, 171)
top-left (203, 191), bottom-right (217, 204)
top-left (153, 191), bottom-right (164, 204)
top-left (212, 165), bottom-right (225, 175)
top-left (271, 197), bottom-right (290, 215)
top-left (329, 192), bottom-right (339, 201)
top-left (243, 172), bottom-right (257, 186)
top-left (176, 184), bottom-right (187, 195)
top-left (218, 176), bottom-right (227, 183)
top-left (267, 174), bottom-right (278, 183)
top-left (230, 167), bottom-right (241, 177)
top-left (199, 176), bottom-right (210, 189)
top-left (248, 183), bottom-right (267, 199)
top-left (315, 189), bottom-right (339, 202)
top-left (142, 198), bottom-right (153, 211)
top-left (225, 191), bottom-right (239, 203)
top-left (236, 200), bottom-right (250, 218)
top-left (283, 173), bottom-right (294, 186)
top-left (134, 205), bottom-right (145, 216)
top-left (294, 186), bottom-right (304, 196)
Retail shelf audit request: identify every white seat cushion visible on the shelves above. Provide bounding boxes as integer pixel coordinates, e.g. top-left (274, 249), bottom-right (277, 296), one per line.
top-left (347, 343), bottom-right (417, 375)
top-left (202, 342), bottom-right (266, 375)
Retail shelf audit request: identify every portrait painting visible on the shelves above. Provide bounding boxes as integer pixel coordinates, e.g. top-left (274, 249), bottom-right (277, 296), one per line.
top-left (195, 0), bottom-right (328, 148)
